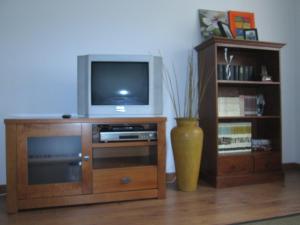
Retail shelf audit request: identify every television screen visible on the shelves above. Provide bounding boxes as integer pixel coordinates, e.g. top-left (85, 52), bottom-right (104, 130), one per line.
top-left (91, 62), bottom-right (149, 105)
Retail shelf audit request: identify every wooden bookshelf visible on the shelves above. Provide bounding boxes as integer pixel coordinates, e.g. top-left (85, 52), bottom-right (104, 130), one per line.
top-left (195, 37), bottom-right (285, 188)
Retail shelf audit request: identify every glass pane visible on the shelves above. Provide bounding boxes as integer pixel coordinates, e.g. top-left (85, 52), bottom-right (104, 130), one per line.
top-left (93, 146), bottom-right (157, 169)
top-left (28, 136), bottom-right (82, 185)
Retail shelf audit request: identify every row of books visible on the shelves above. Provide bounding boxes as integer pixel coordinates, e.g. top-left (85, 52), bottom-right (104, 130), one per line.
top-left (218, 122), bottom-right (272, 154)
top-left (218, 122), bottom-right (252, 154)
top-left (218, 96), bottom-right (257, 117)
top-left (217, 64), bottom-right (255, 81)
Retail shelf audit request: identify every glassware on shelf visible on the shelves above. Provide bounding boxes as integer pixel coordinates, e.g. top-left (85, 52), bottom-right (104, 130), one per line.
top-left (224, 48), bottom-right (234, 80)
top-left (260, 65), bottom-right (272, 81)
top-left (256, 94), bottom-right (265, 116)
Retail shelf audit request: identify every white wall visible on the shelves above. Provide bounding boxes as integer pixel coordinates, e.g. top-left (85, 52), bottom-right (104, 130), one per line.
top-left (0, 0), bottom-right (298, 184)
top-left (295, 0), bottom-right (300, 163)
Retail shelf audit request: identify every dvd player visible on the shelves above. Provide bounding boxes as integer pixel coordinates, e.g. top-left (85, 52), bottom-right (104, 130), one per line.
top-left (100, 131), bottom-right (157, 142)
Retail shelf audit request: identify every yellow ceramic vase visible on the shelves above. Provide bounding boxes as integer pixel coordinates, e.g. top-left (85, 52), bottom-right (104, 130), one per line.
top-left (171, 118), bottom-right (204, 191)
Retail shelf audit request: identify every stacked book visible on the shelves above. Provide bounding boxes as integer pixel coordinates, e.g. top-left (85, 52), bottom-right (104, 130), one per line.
top-left (218, 122), bottom-right (252, 154)
top-left (218, 95), bottom-right (257, 117)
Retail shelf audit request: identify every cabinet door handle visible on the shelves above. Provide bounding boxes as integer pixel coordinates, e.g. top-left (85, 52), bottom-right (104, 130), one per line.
top-left (83, 155), bottom-right (89, 161)
top-left (120, 177), bottom-right (131, 184)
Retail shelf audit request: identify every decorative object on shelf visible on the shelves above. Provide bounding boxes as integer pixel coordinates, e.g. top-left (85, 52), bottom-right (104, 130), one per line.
top-left (228, 11), bottom-right (255, 39)
top-left (224, 48), bottom-right (234, 80)
top-left (244, 28), bottom-right (258, 41)
top-left (218, 21), bottom-right (234, 39)
top-left (163, 52), bottom-right (206, 191)
top-left (198, 9), bottom-right (228, 40)
top-left (252, 139), bottom-right (272, 151)
top-left (256, 94), bottom-right (265, 116)
top-left (260, 65), bottom-right (272, 81)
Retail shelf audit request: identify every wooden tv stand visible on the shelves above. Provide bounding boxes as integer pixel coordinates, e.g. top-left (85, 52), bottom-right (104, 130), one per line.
top-left (5, 117), bottom-right (166, 213)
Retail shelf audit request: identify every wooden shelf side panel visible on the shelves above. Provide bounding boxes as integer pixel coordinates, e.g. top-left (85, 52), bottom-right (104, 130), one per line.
top-left (197, 44), bottom-right (218, 177)
top-left (6, 124), bottom-right (18, 213)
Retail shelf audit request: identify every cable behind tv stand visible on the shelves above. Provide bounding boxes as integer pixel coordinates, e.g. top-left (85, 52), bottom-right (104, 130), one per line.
top-left (5, 117), bottom-right (166, 213)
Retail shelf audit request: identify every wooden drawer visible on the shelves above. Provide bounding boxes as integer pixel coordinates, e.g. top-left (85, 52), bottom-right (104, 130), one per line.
top-left (254, 152), bottom-right (281, 172)
top-left (93, 166), bottom-right (157, 193)
top-left (218, 155), bottom-right (253, 176)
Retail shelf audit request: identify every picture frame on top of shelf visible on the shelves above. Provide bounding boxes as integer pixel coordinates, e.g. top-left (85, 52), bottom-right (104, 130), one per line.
top-left (244, 28), bottom-right (258, 41)
top-left (198, 9), bottom-right (228, 40)
top-left (228, 11), bottom-right (255, 39)
top-left (218, 21), bottom-right (234, 39)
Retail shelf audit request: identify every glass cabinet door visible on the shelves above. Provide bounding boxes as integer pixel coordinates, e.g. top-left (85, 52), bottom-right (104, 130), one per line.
top-left (28, 136), bottom-right (82, 185)
top-left (17, 123), bottom-right (90, 199)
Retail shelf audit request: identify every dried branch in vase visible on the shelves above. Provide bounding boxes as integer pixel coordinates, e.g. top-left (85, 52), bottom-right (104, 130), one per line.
top-left (163, 51), bottom-right (211, 119)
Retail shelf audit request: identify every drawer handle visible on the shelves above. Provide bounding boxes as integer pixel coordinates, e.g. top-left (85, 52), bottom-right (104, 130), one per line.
top-left (120, 177), bottom-right (132, 184)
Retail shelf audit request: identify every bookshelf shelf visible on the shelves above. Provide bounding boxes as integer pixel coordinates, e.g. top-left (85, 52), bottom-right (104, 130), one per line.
top-left (218, 150), bottom-right (280, 157)
top-left (218, 115), bottom-right (280, 120)
top-left (195, 37), bottom-right (285, 188)
top-left (92, 141), bottom-right (157, 148)
top-left (218, 80), bottom-right (280, 86)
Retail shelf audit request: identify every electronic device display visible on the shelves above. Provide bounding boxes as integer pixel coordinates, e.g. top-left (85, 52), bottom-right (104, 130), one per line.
top-left (91, 61), bottom-right (149, 106)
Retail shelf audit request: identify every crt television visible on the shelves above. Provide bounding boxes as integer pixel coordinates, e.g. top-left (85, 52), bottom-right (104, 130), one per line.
top-left (77, 55), bottom-right (163, 116)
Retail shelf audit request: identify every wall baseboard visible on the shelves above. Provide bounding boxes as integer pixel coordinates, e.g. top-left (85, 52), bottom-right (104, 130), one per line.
top-left (0, 185), bottom-right (7, 194)
top-left (283, 163), bottom-right (300, 170)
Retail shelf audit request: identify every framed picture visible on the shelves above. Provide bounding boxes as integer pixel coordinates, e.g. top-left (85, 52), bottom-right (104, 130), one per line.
top-left (244, 29), bottom-right (258, 41)
top-left (199, 9), bottom-right (228, 40)
top-left (228, 11), bottom-right (255, 39)
top-left (218, 21), bottom-right (234, 39)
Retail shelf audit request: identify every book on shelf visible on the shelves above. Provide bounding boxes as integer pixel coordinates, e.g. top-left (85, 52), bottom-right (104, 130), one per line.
top-left (218, 122), bottom-right (252, 154)
top-left (218, 95), bottom-right (258, 117)
top-left (244, 95), bottom-right (257, 116)
top-left (217, 64), bottom-right (254, 81)
top-left (218, 96), bottom-right (244, 117)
